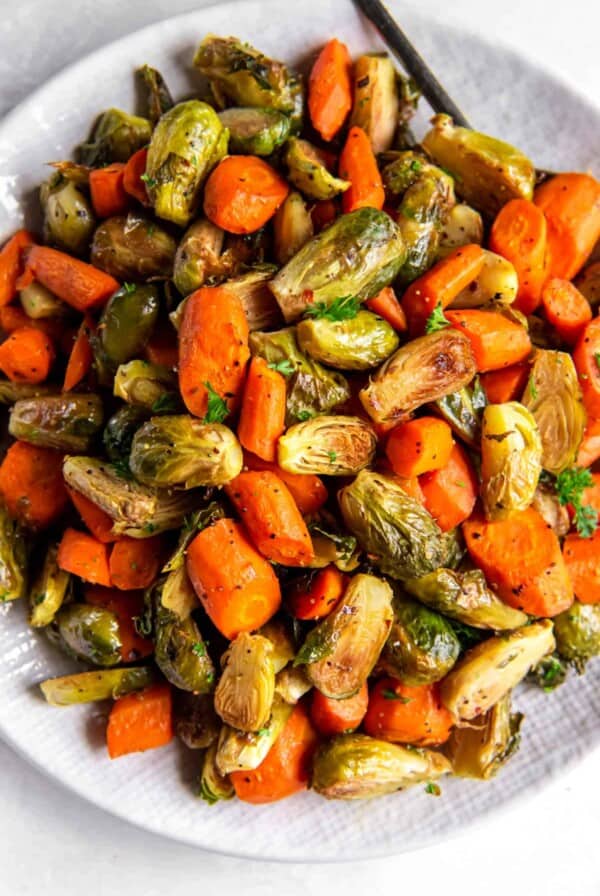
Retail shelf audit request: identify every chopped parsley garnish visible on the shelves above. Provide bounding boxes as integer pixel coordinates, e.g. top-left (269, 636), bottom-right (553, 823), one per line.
top-left (424, 782), bottom-right (441, 796)
top-left (424, 302), bottom-right (449, 334)
top-left (191, 642), bottom-right (206, 657)
top-left (202, 382), bottom-right (229, 424)
top-left (268, 359), bottom-right (295, 377)
top-left (296, 410), bottom-right (315, 422)
top-left (555, 466), bottom-right (598, 538)
top-left (528, 376), bottom-right (538, 400)
top-left (382, 689), bottom-right (412, 703)
top-left (122, 282), bottom-right (137, 294)
top-left (327, 450), bottom-right (337, 463)
top-left (140, 172), bottom-right (157, 189)
top-left (595, 352), bottom-right (600, 374)
top-left (305, 295), bottom-right (361, 322)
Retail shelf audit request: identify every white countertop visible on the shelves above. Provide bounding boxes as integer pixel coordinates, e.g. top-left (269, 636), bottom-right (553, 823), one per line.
top-left (1, 0), bottom-right (599, 892)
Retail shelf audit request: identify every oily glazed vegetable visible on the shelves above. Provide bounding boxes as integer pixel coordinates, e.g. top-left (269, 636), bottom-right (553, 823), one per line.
top-left (3, 30), bottom-right (599, 808)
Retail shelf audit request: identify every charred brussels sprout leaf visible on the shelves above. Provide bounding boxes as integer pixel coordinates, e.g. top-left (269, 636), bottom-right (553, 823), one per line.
top-left (216, 696), bottom-right (293, 775)
top-left (273, 191), bottom-right (314, 266)
top-left (40, 667), bottom-right (153, 706)
top-left (278, 415), bottom-right (376, 476)
top-left (174, 691), bottom-right (220, 749)
top-left (214, 632), bottom-right (275, 732)
top-left (91, 213), bottom-right (177, 282)
top-left (284, 138), bottom-right (350, 200)
top-left (56, 604), bottom-right (122, 667)
top-left (138, 64), bottom-right (174, 124)
top-left (173, 218), bottom-right (232, 296)
top-left (200, 742), bottom-right (234, 804)
top-left (40, 174), bottom-right (95, 256)
top-left (97, 284), bottom-right (160, 368)
top-left (113, 360), bottom-right (178, 409)
top-left (162, 502), bottom-right (225, 574)
top-left (29, 543), bottom-right (70, 628)
top-left (574, 262), bottom-right (600, 308)
top-left (360, 329), bottom-right (477, 426)
top-left (297, 310), bottom-right (399, 371)
top-left (269, 208), bottom-right (406, 323)
top-left (311, 733), bottom-right (451, 800)
top-left (145, 100), bottom-right (228, 226)
top-left (554, 601), bottom-right (600, 673)
top-left (77, 108), bottom-right (152, 166)
top-left (218, 266), bottom-right (282, 332)
top-left (103, 404), bottom-right (149, 465)
top-left (532, 481), bottom-right (571, 537)
top-left (307, 520), bottom-right (360, 572)
top-left (349, 54), bottom-right (400, 154)
top-left (434, 377), bottom-right (486, 447)
top-left (0, 503), bottom-right (27, 603)
top-left (445, 694), bottom-right (523, 779)
top-left (381, 595), bottom-right (460, 685)
top-left (218, 106), bottom-right (291, 155)
top-left (9, 393), bottom-right (104, 452)
top-left (481, 402), bottom-right (542, 520)
top-left (154, 591), bottom-right (215, 692)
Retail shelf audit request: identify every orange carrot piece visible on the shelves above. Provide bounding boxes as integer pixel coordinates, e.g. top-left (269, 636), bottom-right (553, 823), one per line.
top-left (243, 451), bottom-right (328, 515)
top-left (534, 172), bottom-right (600, 280)
top-left (287, 565), bottom-right (347, 620)
top-left (0, 441), bottom-right (68, 530)
top-left (24, 246), bottom-right (119, 312)
top-left (386, 416), bottom-right (453, 478)
top-left (308, 38), bottom-right (352, 142)
top-left (57, 527), bottom-right (112, 586)
top-left (445, 309), bottom-right (531, 372)
top-left (577, 416), bottom-right (600, 468)
top-left (85, 586), bottom-right (154, 662)
top-left (122, 148), bottom-right (150, 205)
top-left (311, 682), bottom-right (369, 736)
top-left (365, 286), bottom-right (408, 332)
top-left (0, 230), bottom-right (35, 307)
top-left (237, 356), bottom-right (286, 462)
top-left (311, 198), bottom-right (339, 233)
top-left (573, 317), bottom-right (600, 418)
top-left (338, 126), bottom-right (385, 213)
top-left (480, 362), bottom-right (530, 404)
top-left (178, 285), bottom-right (250, 419)
top-left (231, 703), bottom-right (318, 804)
top-left (89, 163), bottom-right (130, 218)
top-left (364, 678), bottom-right (453, 746)
top-left (463, 508), bottom-right (573, 617)
top-left (401, 244), bottom-right (486, 334)
top-left (109, 536), bottom-right (164, 591)
top-left (107, 683), bottom-right (173, 759)
top-left (541, 277), bottom-right (592, 345)
top-left (489, 198), bottom-right (548, 315)
top-left (563, 530), bottom-right (600, 605)
top-left (420, 441), bottom-right (477, 532)
top-left (203, 156), bottom-right (289, 235)
top-left (186, 518), bottom-right (281, 639)
top-left (0, 326), bottom-right (54, 383)
top-left (66, 485), bottom-right (118, 544)
top-left (143, 326), bottom-right (179, 370)
top-left (63, 315), bottom-right (94, 391)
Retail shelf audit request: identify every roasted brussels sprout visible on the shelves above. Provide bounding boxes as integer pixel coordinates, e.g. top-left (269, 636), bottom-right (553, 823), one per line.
top-left (145, 100), bottom-right (228, 226)
top-left (9, 393), bottom-right (104, 452)
top-left (218, 106), bottom-right (290, 155)
top-left (445, 694), bottom-right (523, 779)
top-left (138, 64), bottom-right (174, 124)
top-left (269, 208), bottom-right (406, 322)
top-left (554, 601), bottom-right (600, 672)
top-left (214, 632), bottom-right (275, 732)
top-left (174, 691), bottom-right (220, 749)
top-left (77, 108), bottom-right (152, 166)
top-left (297, 310), bottom-right (399, 371)
top-left (103, 404), bottom-right (149, 465)
top-left (437, 203), bottom-right (484, 257)
top-left (173, 218), bottom-right (232, 295)
top-left (381, 595), bottom-right (460, 685)
top-left (40, 173), bottom-right (95, 256)
top-left (19, 282), bottom-right (66, 319)
top-left (574, 261), bottom-right (600, 307)
top-left (113, 360), bottom-right (178, 410)
top-left (29, 543), bottom-right (70, 628)
top-left (200, 742), bottom-right (234, 804)
top-left (349, 54), bottom-right (399, 154)
top-left (91, 213), bottom-right (177, 282)
top-left (404, 567), bottom-right (528, 630)
top-left (0, 381), bottom-right (53, 405)
top-left (339, 471), bottom-right (457, 580)
top-left (129, 416), bottom-right (242, 488)
top-left (159, 565), bottom-right (200, 620)
top-left (216, 695), bottom-right (293, 774)
top-left (298, 573), bottom-right (393, 699)
top-left (359, 329), bottom-right (477, 426)
top-left (450, 250), bottom-right (518, 308)
top-left (194, 35), bottom-right (303, 130)
top-left (97, 284), bottom-right (160, 370)
top-left (311, 733), bottom-right (451, 800)
top-left (422, 114), bottom-right (536, 217)
top-left (284, 138), bottom-right (350, 200)
top-left (440, 620), bottom-right (555, 720)
top-left (219, 267), bottom-right (282, 331)
top-left (480, 402), bottom-right (542, 520)
top-left (0, 502), bottom-right (27, 603)
top-left (521, 350), bottom-right (586, 475)
top-left (275, 664), bottom-right (312, 704)
top-left (154, 597), bottom-right (215, 693)
top-left (278, 415), bottom-right (376, 476)
top-left (434, 377), bottom-right (486, 447)
top-left (273, 191), bottom-right (313, 266)
top-left (40, 667), bottom-right (154, 706)
top-left (249, 327), bottom-right (350, 424)
top-left (55, 603), bottom-right (122, 667)
top-left (532, 482), bottom-right (571, 537)
top-left (259, 618), bottom-right (295, 673)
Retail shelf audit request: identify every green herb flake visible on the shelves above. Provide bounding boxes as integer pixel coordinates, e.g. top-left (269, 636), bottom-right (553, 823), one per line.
top-left (296, 410), bottom-right (315, 422)
top-left (425, 302), bottom-right (450, 335)
top-left (140, 172), bottom-right (157, 189)
top-left (595, 352), bottom-right (600, 374)
top-left (304, 295), bottom-right (361, 322)
top-left (111, 458), bottom-right (133, 481)
top-left (327, 451), bottom-right (337, 463)
top-left (123, 282), bottom-right (137, 294)
top-left (382, 688), bottom-right (412, 703)
top-left (256, 727), bottom-right (270, 737)
top-left (268, 359), bottom-right (295, 377)
top-left (528, 376), bottom-right (538, 400)
top-left (192, 642), bottom-right (206, 657)
top-left (202, 382), bottom-right (229, 424)
top-left (151, 392), bottom-right (179, 414)
top-left (555, 466), bottom-right (598, 538)
top-left (424, 781), bottom-right (441, 796)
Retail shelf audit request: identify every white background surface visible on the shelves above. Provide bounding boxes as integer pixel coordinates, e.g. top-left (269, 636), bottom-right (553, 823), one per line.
top-left (0, 0), bottom-right (599, 892)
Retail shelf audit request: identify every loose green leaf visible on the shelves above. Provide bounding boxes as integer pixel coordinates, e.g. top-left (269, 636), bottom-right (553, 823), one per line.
top-left (202, 382), bottom-right (229, 424)
top-left (304, 295), bottom-right (361, 322)
top-left (424, 302), bottom-right (449, 334)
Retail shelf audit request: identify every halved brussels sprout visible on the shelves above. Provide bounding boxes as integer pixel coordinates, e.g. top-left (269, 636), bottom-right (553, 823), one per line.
top-left (138, 64), bottom-right (174, 124)
top-left (574, 261), bottom-right (600, 307)
top-left (113, 360), bottom-right (178, 410)
top-left (359, 329), bottom-right (477, 426)
top-left (521, 350), bottom-right (586, 475)
top-left (299, 573), bottom-right (393, 699)
top-left (159, 565), bottom-right (200, 620)
top-left (349, 54), bottom-right (399, 154)
top-left (220, 267), bottom-right (282, 332)
top-left (218, 106), bottom-right (290, 155)
top-left (297, 310), bottom-right (399, 371)
top-left (194, 36), bottom-right (303, 130)
top-left (450, 250), bottom-right (518, 308)
top-left (103, 405), bottom-right (149, 466)
top-left (174, 691), bottom-right (220, 749)
top-left (214, 632), bottom-right (275, 732)
top-left (129, 416), bottom-right (242, 488)
top-left (145, 100), bottom-right (228, 226)
top-left (77, 108), bottom-right (152, 166)
top-left (20, 282), bottom-right (67, 319)
top-left (98, 284), bottom-right (160, 368)
top-left (339, 471), bottom-right (457, 580)
top-left (216, 695), bottom-right (293, 775)
top-left (554, 601), bottom-right (600, 672)
top-left (480, 402), bottom-right (542, 520)
top-left (91, 214), bottom-right (177, 282)
top-left (445, 694), bottom-right (523, 779)
top-left (249, 327), bottom-right (349, 424)
top-left (269, 208), bottom-right (406, 322)
top-left (273, 191), bottom-right (314, 265)
top-left (275, 664), bottom-right (312, 704)
top-left (173, 218), bottom-right (232, 295)
top-left (434, 377), bottom-right (487, 447)
top-left (9, 393), bottom-right (104, 452)
top-left (380, 594), bottom-right (460, 685)
top-left (40, 173), bottom-right (95, 256)
top-left (0, 381), bottom-right (53, 405)
top-left (311, 733), bottom-right (451, 800)
top-left (531, 482), bottom-right (571, 537)
top-left (404, 567), bottom-right (528, 630)
top-left (29, 543), bottom-right (70, 628)
top-left (0, 502), bottom-right (27, 603)
top-left (278, 415), bottom-right (376, 476)
top-left (440, 620), bottom-right (555, 720)
top-left (40, 667), bottom-right (154, 706)
top-left (422, 114), bottom-right (536, 217)
top-left (259, 618), bottom-right (295, 673)
top-left (200, 741), bottom-right (234, 804)
top-left (154, 597), bottom-right (215, 693)
top-left (55, 603), bottom-right (122, 667)
top-left (437, 203), bottom-right (484, 257)
top-left (284, 138), bottom-right (350, 200)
